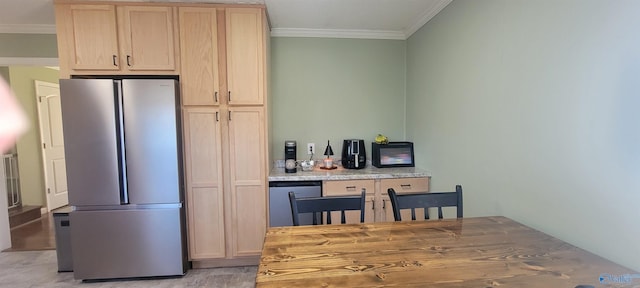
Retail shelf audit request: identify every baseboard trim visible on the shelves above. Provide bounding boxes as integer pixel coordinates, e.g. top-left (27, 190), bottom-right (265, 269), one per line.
top-left (191, 256), bottom-right (259, 268)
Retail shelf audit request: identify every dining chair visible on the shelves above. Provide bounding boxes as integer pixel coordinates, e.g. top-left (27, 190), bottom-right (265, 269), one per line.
top-left (288, 188), bottom-right (366, 226)
top-left (387, 185), bottom-right (463, 221)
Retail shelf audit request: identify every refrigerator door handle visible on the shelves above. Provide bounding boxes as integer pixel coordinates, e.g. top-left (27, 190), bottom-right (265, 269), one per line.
top-left (115, 80), bottom-right (129, 204)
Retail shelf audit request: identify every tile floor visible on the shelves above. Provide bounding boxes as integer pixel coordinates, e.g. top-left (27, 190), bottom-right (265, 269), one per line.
top-left (0, 250), bottom-right (257, 287)
top-left (3, 209), bottom-right (257, 287)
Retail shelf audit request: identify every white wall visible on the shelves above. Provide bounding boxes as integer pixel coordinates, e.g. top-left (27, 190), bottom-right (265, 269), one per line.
top-left (406, 0), bottom-right (640, 271)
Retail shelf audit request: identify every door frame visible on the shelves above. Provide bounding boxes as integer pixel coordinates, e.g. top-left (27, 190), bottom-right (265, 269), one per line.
top-left (34, 80), bottom-right (68, 211)
top-left (0, 57), bottom-right (59, 251)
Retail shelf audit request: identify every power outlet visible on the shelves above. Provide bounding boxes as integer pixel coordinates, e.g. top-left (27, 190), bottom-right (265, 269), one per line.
top-left (307, 143), bottom-right (315, 155)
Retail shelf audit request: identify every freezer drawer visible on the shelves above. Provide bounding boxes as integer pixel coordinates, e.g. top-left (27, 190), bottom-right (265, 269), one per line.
top-left (70, 208), bottom-right (187, 280)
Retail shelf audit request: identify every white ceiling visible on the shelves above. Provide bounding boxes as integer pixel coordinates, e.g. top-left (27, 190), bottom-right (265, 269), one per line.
top-left (0, 0), bottom-right (452, 40)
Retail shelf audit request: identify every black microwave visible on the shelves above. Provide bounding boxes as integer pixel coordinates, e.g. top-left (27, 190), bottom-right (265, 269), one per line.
top-left (371, 142), bottom-right (415, 168)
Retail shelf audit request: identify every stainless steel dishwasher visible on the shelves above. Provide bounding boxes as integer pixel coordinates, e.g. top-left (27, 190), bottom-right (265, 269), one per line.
top-left (269, 181), bottom-right (322, 227)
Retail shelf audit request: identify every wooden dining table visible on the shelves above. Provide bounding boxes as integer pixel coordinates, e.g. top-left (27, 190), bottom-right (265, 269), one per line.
top-left (256, 216), bottom-right (637, 287)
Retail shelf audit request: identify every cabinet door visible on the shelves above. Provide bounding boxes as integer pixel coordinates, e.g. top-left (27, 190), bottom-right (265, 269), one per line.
top-left (334, 195), bottom-right (374, 224)
top-left (179, 7), bottom-right (220, 106)
top-left (381, 194), bottom-right (396, 222)
top-left (225, 8), bottom-right (264, 105)
top-left (323, 180), bottom-right (375, 223)
top-left (119, 6), bottom-right (176, 71)
top-left (227, 107), bottom-right (266, 256)
top-left (380, 177), bottom-right (430, 222)
top-left (58, 4), bottom-right (120, 71)
top-left (183, 107), bottom-right (226, 259)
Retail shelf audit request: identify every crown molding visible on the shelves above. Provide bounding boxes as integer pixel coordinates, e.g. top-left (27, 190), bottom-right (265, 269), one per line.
top-left (269, 0), bottom-right (452, 40)
top-left (271, 28), bottom-right (406, 40)
top-left (404, 0), bottom-right (452, 38)
top-left (0, 24), bottom-right (57, 34)
top-left (0, 57), bottom-right (59, 66)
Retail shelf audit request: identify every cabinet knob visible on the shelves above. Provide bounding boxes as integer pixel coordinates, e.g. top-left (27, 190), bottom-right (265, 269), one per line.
top-left (400, 184), bottom-right (412, 189)
top-left (126, 55), bottom-right (132, 66)
top-left (112, 55), bottom-right (118, 66)
top-left (214, 91), bottom-right (218, 103)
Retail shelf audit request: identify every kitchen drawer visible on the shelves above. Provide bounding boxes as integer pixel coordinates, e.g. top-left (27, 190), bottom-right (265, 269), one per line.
top-left (323, 179), bottom-right (375, 196)
top-left (381, 177), bottom-right (430, 222)
top-left (380, 177), bottom-right (429, 195)
top-left (323, 180), bottom-right (375, 224)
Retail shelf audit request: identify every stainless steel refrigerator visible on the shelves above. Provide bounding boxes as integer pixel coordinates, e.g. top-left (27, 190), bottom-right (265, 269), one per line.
top-left (60, 79), bottom-right (187, 280)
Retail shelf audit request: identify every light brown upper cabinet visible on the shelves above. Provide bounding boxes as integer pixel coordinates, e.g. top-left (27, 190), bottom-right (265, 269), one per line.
top-left (54, 3), bottom-right (177, 77)
top-left (180, 7), bottom-right (264, 106)
top-left (179, 7), bottom-right (220, 106)
top-left (225, 8), bottom-right (265, 105)
top-left (118, 6), bottom-right (176, 71)
top-left (55, 4), bottom-right (119, 71)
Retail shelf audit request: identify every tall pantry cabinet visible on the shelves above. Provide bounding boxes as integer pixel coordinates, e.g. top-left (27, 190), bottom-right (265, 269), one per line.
top-left (179, 6), bottom-right (269, 267)
top-left (54, 0), bottom-right (269, 267)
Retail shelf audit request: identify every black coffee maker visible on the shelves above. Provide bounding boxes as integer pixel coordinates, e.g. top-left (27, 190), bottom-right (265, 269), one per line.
top-left (284, 140), bottom-right (297, 173)
top-left (341, 139), bottom-right (366, 169)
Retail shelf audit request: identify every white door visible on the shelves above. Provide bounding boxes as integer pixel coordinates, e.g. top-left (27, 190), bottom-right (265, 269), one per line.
top-left (35, 81), bottom-right (68, 211)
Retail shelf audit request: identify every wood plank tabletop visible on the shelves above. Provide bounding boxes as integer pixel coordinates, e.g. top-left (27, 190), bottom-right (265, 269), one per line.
top-left (256, 216), bottom-right (637, 287)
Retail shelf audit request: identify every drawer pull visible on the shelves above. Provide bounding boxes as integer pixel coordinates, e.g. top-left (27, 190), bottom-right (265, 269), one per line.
top-left (400, 184), bottom-right (412, 189)
top-left (345, 186), bottom-right (357, 191)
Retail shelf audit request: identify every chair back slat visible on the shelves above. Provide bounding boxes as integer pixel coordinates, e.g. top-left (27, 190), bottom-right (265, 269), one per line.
top-left (388, 185), bottom-right (463, 221)
top-left (289, 189), bottom-right (366, 226)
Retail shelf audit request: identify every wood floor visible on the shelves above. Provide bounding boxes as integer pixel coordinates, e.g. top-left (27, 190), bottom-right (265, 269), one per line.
top-left (4, 211), bottom-right (55, 252)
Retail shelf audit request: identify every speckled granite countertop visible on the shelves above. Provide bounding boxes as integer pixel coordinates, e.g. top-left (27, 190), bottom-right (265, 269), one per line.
top-left (269, 165), bottom-right (431, 182)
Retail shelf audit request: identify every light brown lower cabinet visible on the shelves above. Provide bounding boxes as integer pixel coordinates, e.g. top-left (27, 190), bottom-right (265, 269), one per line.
top-left (182, 107), bottom-right (225, 260)
top-left (323, 179), bottom-right (375, 224)
top-left (322, 177), bottom-right (429, 223)
top-left (380, 177), bottom-right (430, 222)
top-left (182, 106), bottom-right (267, 267)
top-left (226, 107), bottom-right (267, 257)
